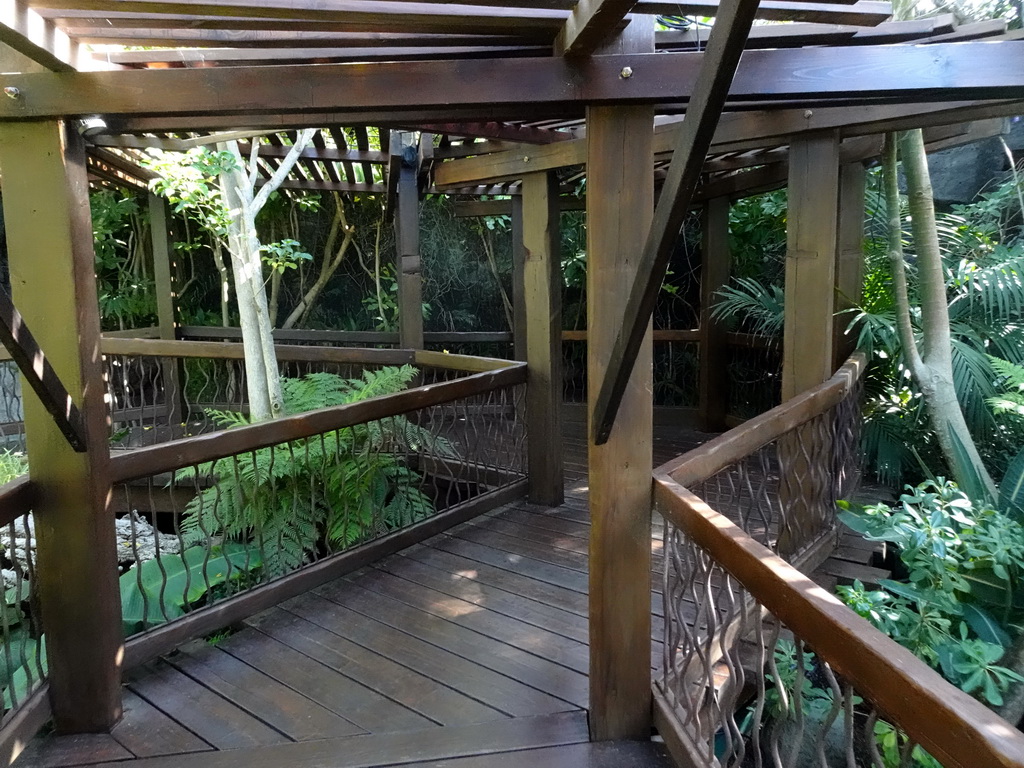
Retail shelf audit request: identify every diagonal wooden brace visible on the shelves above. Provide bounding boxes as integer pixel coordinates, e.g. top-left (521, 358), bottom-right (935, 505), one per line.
top-left (590, 0), bottom-right (761, 445)
top-left (0, 287), bottom-right (87, 452)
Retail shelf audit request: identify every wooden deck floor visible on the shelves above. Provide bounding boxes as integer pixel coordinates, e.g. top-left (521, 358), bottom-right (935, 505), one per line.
top-left (15, 420), bottom-right (883, 768)
top-left (15, 420), bottom-right (694, 768)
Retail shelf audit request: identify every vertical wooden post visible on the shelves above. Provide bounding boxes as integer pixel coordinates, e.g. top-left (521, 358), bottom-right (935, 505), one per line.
top-left (392, 132), bottom-right (423, 350)
top-left (510, 195), bottom-right (528, 362)
top-left (779, 131), bottom-right (841, 556)
top-left (586, 18), bottom-right (655, 742)
top-left (0, 121), bottom-right (123, 732)
top-left (522, 173), bottom-right (563, 507)
top-left (149, 193), bottom-right (184, 423)
top-left (698, 197), bottom-right (731, 432)
top-left (782, 132), bottom-right (841, 401)
top-left (833, 163), bottom-right (866, 370)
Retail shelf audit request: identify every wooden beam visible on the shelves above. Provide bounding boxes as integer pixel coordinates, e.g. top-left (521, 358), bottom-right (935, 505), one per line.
top-left (0, 288), bottom-right (86, 450)
top-left (592, 0), bottom-right (760, 444)
top-left (0, 0), bottom-right (113, 71)
top-left (521, 172), bottom-right (563, 506)
top-left (556, 0), bottom-right (635, 56)
top-left (587, 19), bottom-right (654, 743)
top-left (392, 132), bottom-right (423, 349)
top-left (0, 120), bottom-right (122, 732)
top-left (698, 198), bottom-right (731, 432)
top-left (7, 42), bottom-right (1024, 122)
top-left (783, 132), bottom-right (840, 399)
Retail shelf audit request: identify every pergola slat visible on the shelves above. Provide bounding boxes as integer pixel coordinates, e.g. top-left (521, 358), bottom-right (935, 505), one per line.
top-left (556, 0), bottom-right (636, 56)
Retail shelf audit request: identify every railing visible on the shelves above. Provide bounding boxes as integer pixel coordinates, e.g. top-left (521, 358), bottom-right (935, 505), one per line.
top-left (102, 344), bottom-right (527, 667)
top-left (651, 354), bottom-right (1024, 768)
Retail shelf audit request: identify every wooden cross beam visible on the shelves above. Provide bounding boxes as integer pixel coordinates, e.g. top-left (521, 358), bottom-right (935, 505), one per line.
top-left (0, 287), bottom-right (87, 451)
top-left (5, 42), bottom-right (1024, 121)
top-left (591, 0), bottom-right (760, 443)
top-left (0, 0), bottom-right (116, 71)
top-left (557, 0), bottom-right (636, 56)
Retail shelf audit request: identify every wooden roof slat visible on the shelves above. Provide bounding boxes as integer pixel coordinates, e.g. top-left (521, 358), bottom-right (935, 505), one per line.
top-left (555, 0), bottom-right (635, 56)
top-left (312, 131), bottom-right (342, 184)
top-left (97, 44), bottom-right (547, 64)
top-left (354, 126), bottom-right (373, 185)
top-left (0, 0), bottom-right (116, 71)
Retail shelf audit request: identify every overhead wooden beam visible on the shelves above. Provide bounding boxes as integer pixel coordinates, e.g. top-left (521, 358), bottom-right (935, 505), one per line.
top-left (418, 120), bottom-right (571, 144)
top-left (591, 0), bottom-right (761, 444)
top-left (0, 0), bottom-right (115, 71)
top-left (556, 0), bottom-right (635, 56)
top-left (435, 98), bottom-right (1024, 188)
top-left (6, 42), bottom-right (1024, 121)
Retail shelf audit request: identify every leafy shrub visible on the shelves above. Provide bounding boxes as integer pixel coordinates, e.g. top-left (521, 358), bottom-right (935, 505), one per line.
top-left (838, 480), bottom-right (1024, 706)
top-left (177, 365), bottom-right (455, 577)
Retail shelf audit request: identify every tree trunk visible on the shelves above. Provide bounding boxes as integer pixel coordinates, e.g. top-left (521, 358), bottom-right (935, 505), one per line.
top-left (887, 130), bottom-right (997, 497)
top-left (217, 128), bottom-right (316, 421)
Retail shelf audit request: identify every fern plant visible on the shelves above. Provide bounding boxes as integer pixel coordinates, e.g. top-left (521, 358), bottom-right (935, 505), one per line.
top-left (177, 365), bottom-right (456, 577)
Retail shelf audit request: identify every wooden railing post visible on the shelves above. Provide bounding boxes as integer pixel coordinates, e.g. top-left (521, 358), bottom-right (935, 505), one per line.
top-left (779, 131), bottom-right (841, 556)
top-left (522, 172), bottom-right (563, 506)
top-left (0, 120), bottom-right (123, 732)
top-left (586, 18), bottom-right (655, 741)
top-left (698, 197), bottom-right (731, 432)
top-left (833, 162), bottom-right (866, 371)
top-left (392, 132), bottom-right (424, 350)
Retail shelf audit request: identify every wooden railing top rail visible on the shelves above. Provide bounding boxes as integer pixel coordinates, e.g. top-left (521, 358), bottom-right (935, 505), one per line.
top-left (0, 476), bottom-right (35, 528)
top-left (656, 351), bottom-right (866, 485)
top-left (653, 474), bottom-right (1024, 768)
top-left (109, 361), bottom-right (527, 484)
top-left (100, 337), bottom-right (417, 366)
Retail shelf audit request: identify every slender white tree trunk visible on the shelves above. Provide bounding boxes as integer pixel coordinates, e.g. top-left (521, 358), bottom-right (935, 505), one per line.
top-left (217, 129), bottom-right (316, 421)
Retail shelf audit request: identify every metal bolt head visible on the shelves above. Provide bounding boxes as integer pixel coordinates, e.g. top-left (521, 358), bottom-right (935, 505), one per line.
top-left (3, 87), bottom-right (20, 100)
top-left (620, 66), bottom-right (633, 79)
top-left (803, 109), bottom-right (813, 119)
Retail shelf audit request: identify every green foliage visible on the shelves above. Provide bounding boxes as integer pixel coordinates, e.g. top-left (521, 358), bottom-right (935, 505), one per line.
top-left (91, 188), bottom-right (156, 330)
top-left (177, 366), bottom-right (454, 577)
top-left (728, 190), bottom-right (787, 285)
top-left (710, 277), bottom-right (785, 338)
top-left (119, 543), bottom-right (263, 636)
top-left (261, 239), bottom-right (312, 274)
top-left (144, 148), bottom-right (237, 239)
top-left (0, 451), bottom-right (27, 485)
top-left (837, 480), bottom-right (1024, 706)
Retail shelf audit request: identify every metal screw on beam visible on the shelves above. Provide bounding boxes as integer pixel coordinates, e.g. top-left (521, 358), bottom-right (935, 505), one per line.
top-left (620, 67), bottom-right (633, 79)
top-left (804, 109), bottom-right (813, 119)
top-left (3, 87), bottom-right (20, 100)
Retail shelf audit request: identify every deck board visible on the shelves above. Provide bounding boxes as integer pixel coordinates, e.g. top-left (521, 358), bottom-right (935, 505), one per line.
top-left (16, 419), bottom-right (793, 767)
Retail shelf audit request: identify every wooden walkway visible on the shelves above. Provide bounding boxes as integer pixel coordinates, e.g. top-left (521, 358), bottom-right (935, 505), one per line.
top-left (15, 421), bottom-right (691, 768)
top-left (15, 420), bottom-right (882, 768)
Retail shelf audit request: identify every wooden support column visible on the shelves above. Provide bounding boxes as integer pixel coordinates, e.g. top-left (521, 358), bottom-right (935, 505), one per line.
top-left (698, 198), bottom-right (731, 432)
top-left (782, 132), bottom-right (841, 401)
top-left (511, 195), bottom-right (528, 362)
top-left (149, 192), bottom-right (184, 421)
top-left (522, 173), bottom-right (563, 507)
top-left (833, 163), bottom-right (866, 370)
top-left (586, 19), bottom-right (655, 742)
top-left (778, 131), bottom-right (841, 557)
top-left (0, 121), bottom-right (123, 732)
top-left (392, 132), bottom-right (423, 350)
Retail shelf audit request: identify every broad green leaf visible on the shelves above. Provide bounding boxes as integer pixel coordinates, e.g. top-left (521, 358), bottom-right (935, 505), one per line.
top-left (962, 604), bottom-right (1011, 647)
top-left (948, 427), bottom-right (993, 505)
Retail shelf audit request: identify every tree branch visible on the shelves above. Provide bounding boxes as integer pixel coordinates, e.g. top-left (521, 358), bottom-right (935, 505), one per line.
top-left (251, 128), bottom-right (317, 214)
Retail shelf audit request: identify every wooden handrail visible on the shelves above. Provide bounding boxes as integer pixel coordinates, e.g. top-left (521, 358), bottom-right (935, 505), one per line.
top-left (0, 476), bottom-right (35, 528)
top-left (100, 337), bottom-right (416, 366)
top-left (109, 362), bottom-right (527, 483)
top-left (653, 474), bottom-right (1024, 768)
top-left (656, 351), bottom-right (865, 484)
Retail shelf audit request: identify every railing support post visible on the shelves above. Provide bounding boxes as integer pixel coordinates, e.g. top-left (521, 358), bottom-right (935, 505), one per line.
top-left (0, 120), bottom-right (123, 732)
top-left (698, 197), bottom-right (731, 432)
top-left (586, 18), bottom-right (655, 741)
top-left (522, 172), bottom-right (563, 506)
top-left (392, 132), bottom-right (424, 350)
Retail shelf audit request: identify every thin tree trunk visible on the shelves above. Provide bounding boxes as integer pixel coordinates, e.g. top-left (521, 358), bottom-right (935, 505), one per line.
top-left (211, 239), bottom-right (231, 327)
top-left (890, 129), bottom-right (997, 497)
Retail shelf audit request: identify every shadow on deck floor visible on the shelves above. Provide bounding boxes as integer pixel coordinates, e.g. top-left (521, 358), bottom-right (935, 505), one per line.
top-left (16, 421), bottom-right (695, 768)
